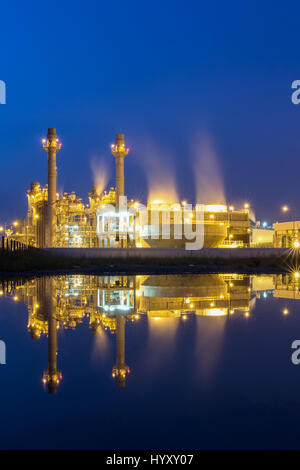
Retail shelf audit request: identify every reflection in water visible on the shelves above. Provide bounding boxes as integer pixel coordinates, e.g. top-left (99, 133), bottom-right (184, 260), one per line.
top-left (3, 272), bottom-right (299, 394)
top-left (92, 325), bottom-right (110, 363)
top-left (195, 316), bottom-right (227, 384)
top-left (112, 314), bottom-right (130, 387)
top-left (42, 278), bottom-right (62, 394)
top-left (274, 273), bottom-right (300, 299)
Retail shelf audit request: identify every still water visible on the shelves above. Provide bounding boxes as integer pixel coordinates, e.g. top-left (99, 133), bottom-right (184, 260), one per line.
top-left (0, 273), bottom-right (300, 449)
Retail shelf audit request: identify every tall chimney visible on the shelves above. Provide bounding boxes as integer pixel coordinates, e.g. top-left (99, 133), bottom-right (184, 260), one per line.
top-left (111, 134), bottom-right (129, 209)
top-left (42, 128), bottom-right (61, 247)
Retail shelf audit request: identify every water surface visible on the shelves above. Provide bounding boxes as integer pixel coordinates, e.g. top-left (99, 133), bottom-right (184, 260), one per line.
top-left (0, 273), bottom-right (299, 449)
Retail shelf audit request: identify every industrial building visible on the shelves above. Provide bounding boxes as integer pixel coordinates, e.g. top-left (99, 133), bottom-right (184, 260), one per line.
top-left (11, 129), bottom-right (251, 249)
top-left (273, 221), bottom-right (300, 248)
top-left (250, 222), bottom-right (274, 248)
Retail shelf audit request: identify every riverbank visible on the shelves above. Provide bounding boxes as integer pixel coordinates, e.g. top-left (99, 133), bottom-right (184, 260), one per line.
top-left (0, 247), bottom-right (294, 276)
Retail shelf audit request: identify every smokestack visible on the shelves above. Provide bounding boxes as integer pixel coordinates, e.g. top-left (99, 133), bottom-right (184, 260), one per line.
top-left (42, 128), bottom-right (62, 247)
top-left (111, 134), bottom-right (129, 209)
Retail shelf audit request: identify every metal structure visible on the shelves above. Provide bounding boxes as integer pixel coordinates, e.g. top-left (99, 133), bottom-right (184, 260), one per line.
top-left (111, 134), bottom-right (129, 208)
top-left (42, 128), bottom-right (62, 247)
top-left (7, 130), bottom-right (251, 249)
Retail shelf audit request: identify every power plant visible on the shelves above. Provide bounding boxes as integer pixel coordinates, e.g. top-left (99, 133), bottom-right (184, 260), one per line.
top-left (9, 129), bottom-right (251, 249)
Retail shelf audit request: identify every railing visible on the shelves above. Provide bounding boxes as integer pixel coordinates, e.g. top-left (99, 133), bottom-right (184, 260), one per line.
top-left (1, 237), bottom-right (35, 251)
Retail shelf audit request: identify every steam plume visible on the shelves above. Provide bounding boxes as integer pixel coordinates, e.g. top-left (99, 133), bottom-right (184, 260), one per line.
top-left (192, 136), bottom-right (226, 204)
top-left (90, 156), bottom-right (111, 194)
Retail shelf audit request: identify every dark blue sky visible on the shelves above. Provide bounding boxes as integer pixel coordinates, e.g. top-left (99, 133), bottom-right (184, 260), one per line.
top-left (1, 0), bottom-right (300, 223)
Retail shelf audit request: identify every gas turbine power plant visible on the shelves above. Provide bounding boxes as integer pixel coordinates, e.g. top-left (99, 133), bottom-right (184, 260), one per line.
top-left (10, 128), bottom-right (251, 249)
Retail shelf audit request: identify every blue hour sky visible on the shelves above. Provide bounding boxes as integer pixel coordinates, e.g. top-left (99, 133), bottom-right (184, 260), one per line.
top-left (0, 0), bottom-right (300, 223)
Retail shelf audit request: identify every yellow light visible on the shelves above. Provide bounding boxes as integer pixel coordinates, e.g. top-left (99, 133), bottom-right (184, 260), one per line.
top-left (294, 271), bottom-right (300, 279)
top-left (13, 296), bottom-right (18, 301)
top-left (0, 226), bottom-right (3, 231)
top-left (283, 308), bottom-right (289, 315)
top-left (182, 200), bottom-right (187, 206)
top-left (229, 234), bottom-right (233, 238)
top-left (294, 241), bottom-right (300, 248)
top-left (152, 200), bottom-right (164, 205)
top-left (244, 203), bottom-right (249, 209)
top-left (205, 204), bottom-right (227, 213)
top-left (282, 205), bottom-right (289, 212)
top-left (13, 221), bottom-right (18, 227)
top-left (210, 302), bottom-right (215, 307)
top-left (209, 214), bottom-right (214, 219)
top-left (229, 309), bottom-right (234, 314)
top-left (34, 214), bottom-right (39, 219)
top-left (229, 205), bottom-right (234, 211)
top-left (245, 312), bottom-right (250, 318)
top-left (229, 282), bottom-right (234, 287)
top-left (182, 315), bottom-right (187, 320)
top-left (185, 298), bottom-right (190, 304)
top-left (190, 303), bottom-right (194, 308)
top-left (204, 308), bottom-right (227, 317)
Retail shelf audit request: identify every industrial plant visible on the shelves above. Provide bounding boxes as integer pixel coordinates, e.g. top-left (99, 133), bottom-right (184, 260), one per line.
top-left (6, 128), bottom-right (253, 250)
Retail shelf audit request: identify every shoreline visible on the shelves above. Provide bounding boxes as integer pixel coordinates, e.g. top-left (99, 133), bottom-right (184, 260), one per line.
top-left (0, 248), bottom-right (294, 277)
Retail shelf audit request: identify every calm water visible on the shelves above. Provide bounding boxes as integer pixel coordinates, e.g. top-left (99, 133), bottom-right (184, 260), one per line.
top-left (0, 273), bottom-right (300, 449)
